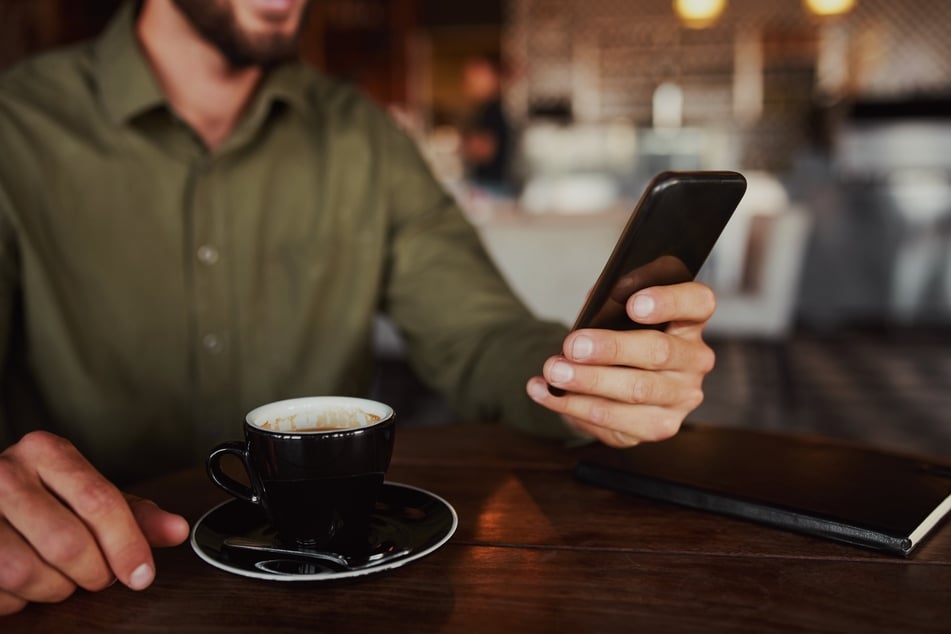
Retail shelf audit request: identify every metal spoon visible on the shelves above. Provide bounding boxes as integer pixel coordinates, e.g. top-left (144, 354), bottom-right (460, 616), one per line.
top-left (222, 536), bottom-right (409, 572)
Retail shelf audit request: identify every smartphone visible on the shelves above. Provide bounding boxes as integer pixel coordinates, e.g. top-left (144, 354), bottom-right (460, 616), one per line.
top-left (549, 170), bottom-right (747, 395)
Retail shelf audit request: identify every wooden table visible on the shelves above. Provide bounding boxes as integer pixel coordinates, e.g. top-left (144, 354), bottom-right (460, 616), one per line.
top-left (6, 423), bottom-right (951, 633)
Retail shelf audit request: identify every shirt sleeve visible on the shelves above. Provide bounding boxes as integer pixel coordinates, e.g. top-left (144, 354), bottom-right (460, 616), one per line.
top-left (376, 114), bottom-right (573, 440)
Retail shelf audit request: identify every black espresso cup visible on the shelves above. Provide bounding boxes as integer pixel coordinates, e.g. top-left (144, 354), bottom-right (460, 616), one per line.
top-left (207, 396), bottom-right (396, 553)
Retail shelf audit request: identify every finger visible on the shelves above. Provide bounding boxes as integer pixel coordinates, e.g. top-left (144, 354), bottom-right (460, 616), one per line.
top-left (562, 328), bottom-right (715, 373)
top-left (0, 519), bottom-right (77, 604)
top-left (0, 442), bottom-right (114, 592)
top-left (527, 377), bottom-right (684, 443)
top-left (125, 495), bottom-right (190, 548)
top-left (627, 282), bottom-right (716, 326)
top-left (571, 419), bottom-right (644, 448)
top-left (0, 589), bottom-right (28, 616)
top-left (12, 432), bottom-right (155, 591)
top-left (543, 357), bottom-right (704, 409)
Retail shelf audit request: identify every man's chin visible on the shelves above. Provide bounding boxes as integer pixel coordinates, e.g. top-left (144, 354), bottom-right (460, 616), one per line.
top-left (171, 0), bottom-right (306, 67)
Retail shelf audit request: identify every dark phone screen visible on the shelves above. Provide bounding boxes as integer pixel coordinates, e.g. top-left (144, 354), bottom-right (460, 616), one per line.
top-left (572, 170), bottom-right (747, 332)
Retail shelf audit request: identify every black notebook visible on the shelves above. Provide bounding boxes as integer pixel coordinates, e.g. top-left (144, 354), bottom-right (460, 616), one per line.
top-left (574, 423), bottom-right (951, 556)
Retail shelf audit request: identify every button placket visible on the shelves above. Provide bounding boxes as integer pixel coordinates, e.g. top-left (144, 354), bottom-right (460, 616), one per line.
top-left (187, 156), bottom-right (237, 438)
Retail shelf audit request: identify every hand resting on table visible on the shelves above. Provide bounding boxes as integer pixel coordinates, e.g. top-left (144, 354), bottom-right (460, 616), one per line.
top-left (0, 432), bottom-right (189, 615)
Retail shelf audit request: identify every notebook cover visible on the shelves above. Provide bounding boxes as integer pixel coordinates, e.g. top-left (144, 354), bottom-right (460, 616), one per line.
top-left (573, 423), bottom-right (951, 556)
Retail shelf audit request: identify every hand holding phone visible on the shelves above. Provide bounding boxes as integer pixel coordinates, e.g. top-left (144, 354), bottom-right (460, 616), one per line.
top-left (549, 170), bottom-right (746, 396)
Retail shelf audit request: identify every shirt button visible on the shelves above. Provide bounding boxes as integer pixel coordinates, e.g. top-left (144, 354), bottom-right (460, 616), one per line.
top-left (197, 245), bottom-right (220, 265)
top-left (202, 333), bottom-right (224, 354)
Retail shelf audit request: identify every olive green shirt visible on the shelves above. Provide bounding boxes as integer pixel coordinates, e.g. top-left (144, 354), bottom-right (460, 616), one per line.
top-left (0, 3), bottom-right (568, 483)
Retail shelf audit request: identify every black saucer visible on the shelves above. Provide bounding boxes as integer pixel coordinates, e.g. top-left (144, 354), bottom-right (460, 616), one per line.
top-left (191, 481), bottom-right (457, 581)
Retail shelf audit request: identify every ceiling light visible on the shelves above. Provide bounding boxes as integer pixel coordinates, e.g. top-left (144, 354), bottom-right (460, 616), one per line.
top-left (804, 0), bottom-right (857, 17)
top-left (673, 0), bottom-right (727, 29)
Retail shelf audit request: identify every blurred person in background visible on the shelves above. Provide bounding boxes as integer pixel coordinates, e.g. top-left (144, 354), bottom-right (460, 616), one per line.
top-left (460, 53), bottom-right (514, 194)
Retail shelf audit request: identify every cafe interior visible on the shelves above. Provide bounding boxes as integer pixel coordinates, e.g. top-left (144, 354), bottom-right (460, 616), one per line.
top-left (3, 0), bottom-right (951, 458)
top-left (4, 2), bottom-right (951, 630)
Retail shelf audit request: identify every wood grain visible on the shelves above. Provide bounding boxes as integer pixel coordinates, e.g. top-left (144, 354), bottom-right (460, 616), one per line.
top-left (6, 424), bottom-right (950, 633)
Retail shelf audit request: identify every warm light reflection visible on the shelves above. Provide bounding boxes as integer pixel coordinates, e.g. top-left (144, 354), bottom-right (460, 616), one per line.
top-left (474, 475), bottom-right (556, 543)
top-left (673, 0), bottom-right (727, 29)
top-left (804, 0), bottom-right (857, 17)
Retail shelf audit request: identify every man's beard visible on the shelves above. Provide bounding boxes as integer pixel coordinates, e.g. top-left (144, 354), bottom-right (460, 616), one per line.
top-left (170, 0), bottom-right (306, 68)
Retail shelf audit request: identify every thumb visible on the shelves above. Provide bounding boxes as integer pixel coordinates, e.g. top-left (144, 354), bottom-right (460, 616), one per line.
top-left (124, 494), bottom-right (190, 548)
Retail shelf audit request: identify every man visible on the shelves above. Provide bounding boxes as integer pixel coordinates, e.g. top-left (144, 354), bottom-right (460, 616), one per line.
top-left (0, 0), bottom-right (716, 614)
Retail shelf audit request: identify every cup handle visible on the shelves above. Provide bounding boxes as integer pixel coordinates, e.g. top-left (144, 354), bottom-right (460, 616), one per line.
top-left (206, 441), bottom-right (261, 505)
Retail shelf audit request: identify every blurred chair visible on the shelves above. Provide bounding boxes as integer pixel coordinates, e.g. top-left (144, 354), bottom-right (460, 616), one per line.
top-left (885, 168), bottom-right (951, 323)
top-left (701, 172), bottom-right (790, 296)
top-left (703, 172), bottom-right (813, 339)
top-left (703, 205), bottom-right (813, 339)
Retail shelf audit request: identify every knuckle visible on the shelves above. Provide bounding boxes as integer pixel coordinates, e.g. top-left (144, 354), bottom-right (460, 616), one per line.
top-left (41, 535), bottom-right (114, 593)
top-left (17, 431), bottom-right (74, 459)
top-left (584, 366), bottom-right (603, 393)
top-left (648, 333), bottom-right (672, 367)
top-left (71, 480), bottom-right (122, 520)
top-left (585, 401), bottom-right (610, 427)
top-left (0, 548), bottom-right (76, 604)
top-left (648, 415), bottom-right (683, 442)
top-left (686, 387), bottom-right (705, 411)
top-left (697, 345), bottom-right (716, 374)
top-left (607, 429), bottom-right (640, 448)
top-left (0, 551), bottom-right (36, 594)
top-left (608, 336), bottom-right (622, 363)
top-left (40, 529), bottom-right (88, 566)
top-left (629, 378), bottom-right (653, 405)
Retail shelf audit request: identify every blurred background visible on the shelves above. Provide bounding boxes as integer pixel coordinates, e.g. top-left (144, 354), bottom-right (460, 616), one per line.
top-left (3, 0), bottom-right (950, 454)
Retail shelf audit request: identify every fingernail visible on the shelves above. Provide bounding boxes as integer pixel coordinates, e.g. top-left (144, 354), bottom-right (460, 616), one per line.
top-left (527, 379), bottom-right (549, 401)
top-left (129, 563), bottom-right (154, 591)
top-left (570, 336), bottom-right (594, 360)
top-left (632, 294), bottom-right (655, 319)
top-left (549, 361), bottom-right (573, 384)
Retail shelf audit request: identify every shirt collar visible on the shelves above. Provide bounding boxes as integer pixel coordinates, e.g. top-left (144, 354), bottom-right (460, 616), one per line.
top-left (93, 1), bottom-right (167, 125)
top-left (256, 63), bottom-right (312, 115)
top-left (93, 1), bottom-right (311, 127)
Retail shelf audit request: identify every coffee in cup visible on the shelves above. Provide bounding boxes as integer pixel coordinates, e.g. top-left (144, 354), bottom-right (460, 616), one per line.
top-left (207, 396), bottom-right (396, 553)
